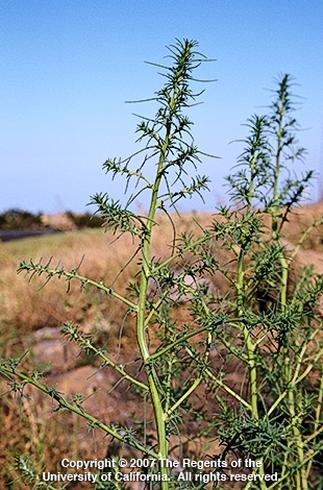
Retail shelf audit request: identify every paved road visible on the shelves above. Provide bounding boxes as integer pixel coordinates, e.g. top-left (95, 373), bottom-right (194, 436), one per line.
top-left (0, 229), bottom-right (61, 242)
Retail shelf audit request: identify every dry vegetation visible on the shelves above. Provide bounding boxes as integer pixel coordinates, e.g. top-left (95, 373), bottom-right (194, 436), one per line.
top-left (1, 205), bottom-right (323, 488)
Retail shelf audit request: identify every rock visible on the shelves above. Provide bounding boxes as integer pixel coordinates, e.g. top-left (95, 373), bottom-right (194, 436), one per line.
top-left (31, 327), bottom-right (80, 372)
top-left (40, 213), bottom-right (77, 231)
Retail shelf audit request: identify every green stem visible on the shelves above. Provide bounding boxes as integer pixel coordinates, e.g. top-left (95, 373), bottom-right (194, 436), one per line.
top-left (184, 345), bottom-right (252, 411)
top-left (148, 318), bottom-right (240, 362)
top-left (305, 371), bottom-right (323, 478)
top-left (280, 252), bottom-right (308, 490)
top-left (136, 80), bottom-right (186, 489)
top-left (237, 250), bottom-right (259, 418)
top-left (204, 368), bottom-right (252, 411)
top-left (271, 98), bottom-right (307, 487)
top-left (267, 341), bottom-right (323, 417)
top-left (236, 246), bottom-right (266, 488)
top-left (166, 377), bottom-right (202, 420)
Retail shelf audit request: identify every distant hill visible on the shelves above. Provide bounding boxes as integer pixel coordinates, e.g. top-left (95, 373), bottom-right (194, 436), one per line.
top-left (0, 209), bottom-right (105, 241)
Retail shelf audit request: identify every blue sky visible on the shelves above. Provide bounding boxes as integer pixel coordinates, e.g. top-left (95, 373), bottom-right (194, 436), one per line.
top-left (1, 0), bottom-right (323, 214)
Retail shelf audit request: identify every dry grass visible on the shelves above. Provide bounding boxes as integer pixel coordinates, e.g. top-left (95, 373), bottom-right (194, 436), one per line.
top-left (0, 229), bottom-right (133, 331)
top-left (0, 212), bottom-right (218, 332)
top-left (1, 206), bottom-right (323, 488)
top-left (2, 205), bottom-right (322, 333)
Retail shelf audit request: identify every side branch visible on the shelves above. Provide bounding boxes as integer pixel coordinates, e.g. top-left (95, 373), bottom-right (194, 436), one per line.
top-left (0, 363), bottom-right (157, 458)
top-left (18, 260), bottom-right (137, 311)
top-left (62, 322), bottom-right (148, 392)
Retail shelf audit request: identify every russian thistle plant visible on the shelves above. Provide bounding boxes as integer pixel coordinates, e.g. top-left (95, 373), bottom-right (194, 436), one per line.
top-left (1, 40), bottom-right (323, 490)
top-left (212, 74), bottom-right (323, 489)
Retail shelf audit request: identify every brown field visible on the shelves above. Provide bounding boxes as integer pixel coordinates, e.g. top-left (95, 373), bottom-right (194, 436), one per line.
top-left (1, 205), bottom-right (323, 488)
